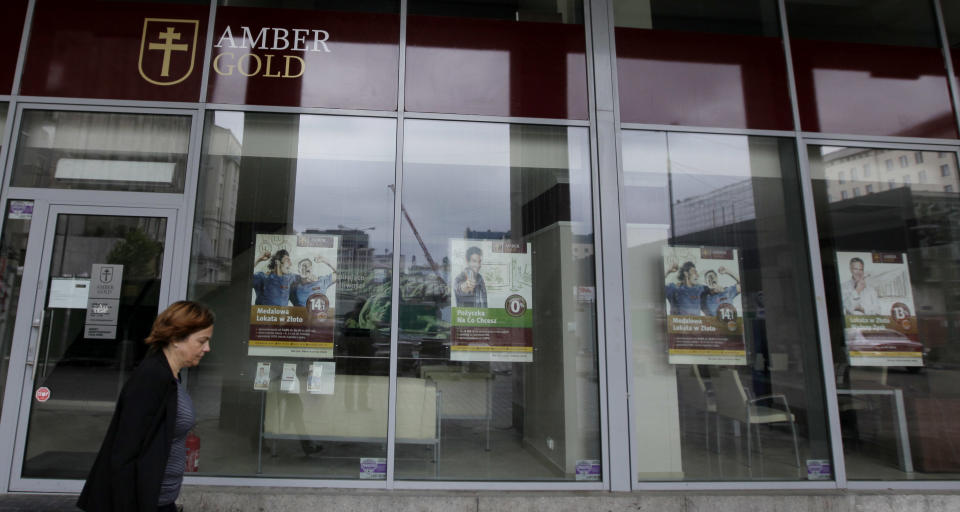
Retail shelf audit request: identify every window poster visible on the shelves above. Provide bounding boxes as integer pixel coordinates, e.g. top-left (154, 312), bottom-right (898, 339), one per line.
top-left (449, 239), bottom-right (533, 362)
top-left (249, 233), bottom-right (339, 358)
top-left (662, 245), bottom-right (746, 365)
top-left (836, 251), bottom-right (922, 367)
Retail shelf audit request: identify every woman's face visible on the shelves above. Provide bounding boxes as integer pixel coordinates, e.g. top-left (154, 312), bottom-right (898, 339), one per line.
top-left (174, 325), bottom-right (213, 368)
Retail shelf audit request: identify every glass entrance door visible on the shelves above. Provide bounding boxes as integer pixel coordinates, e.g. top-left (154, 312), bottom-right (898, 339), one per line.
top-left (7, 204), bottom-right (176, 492)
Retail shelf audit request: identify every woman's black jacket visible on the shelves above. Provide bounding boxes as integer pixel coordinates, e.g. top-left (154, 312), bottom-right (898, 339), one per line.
top-left (77, 349), bottom-right (178, 511)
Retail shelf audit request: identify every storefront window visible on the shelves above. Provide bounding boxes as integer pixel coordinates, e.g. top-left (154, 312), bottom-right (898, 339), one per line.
top-left (405, 0), bottom-right (588, 119)
top-left (187, 111), bottom-right (396, 478)
top-left (614, 0), bottom-right (793, 130)
top-left (786, 0), bottom-right (956, 138)
top-left (10, 110), bottom-right (191, 192)
top-left (622, 130), bottom-right (831, 481)
top-left (809, 146), bottom-right (960, 480)
top-left (394, 120), bottom-right (601, 481)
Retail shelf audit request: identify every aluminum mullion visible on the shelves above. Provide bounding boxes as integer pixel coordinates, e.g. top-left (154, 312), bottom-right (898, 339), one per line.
top-left (779, 0), bottom-right (845, 489)
top-left (12, 102), bottom-right (198, 116)
top-left (185, 476), bottom-right (390, 489)
top-left (392, 480), bottom-right (607, 491)
top-left (204, 103), bottom-right (398, 118)
top-left (587, 0), bottom-right (631, 493)
top-left (793, 139), bottom-right (847, 488)
top-left (800, 137), bottom-right (959, 152)
top-left (800, 131), bottom-right (960, 147)
top-left (402, 111), bottom-right (588, 126)
top-left (4, 188), bottom-right (184, 207)
top-left (0, 102), bottom-right (17, 207)
top-left (11, 96), bottom-right (203, 110)
top-left (933, 0), bottom-right (960, 140)
top-left (385, 0), bottom-right (407, 489)
top-left (169, 108), bottom-right (206, 302)
top-left (583, 0), bottom-right (615, 492)
top-left (620, 122), bottom-right (796, 138)
top-left (198, 0), bottom-right (217, 104)
top-left (0, 198), bottom-right (47, 494)
top-left (0, 103), bottom-right (29, 250)
top-left (9, 0), bottom-right (36, 98)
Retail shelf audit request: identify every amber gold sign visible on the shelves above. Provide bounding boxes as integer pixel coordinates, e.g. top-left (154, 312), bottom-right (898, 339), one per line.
top-left (139, 18), bottom-right (199, 86)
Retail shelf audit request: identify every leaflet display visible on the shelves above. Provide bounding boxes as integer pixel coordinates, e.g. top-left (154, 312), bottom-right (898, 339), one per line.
top-left (836, 251), bottom-right (922, 367)
top-left (663, 245), bottom-right (746, 365)
top-left (449, 239), bottom-right (533, 362)
top-left (249, 233), bottom-right (339, 358)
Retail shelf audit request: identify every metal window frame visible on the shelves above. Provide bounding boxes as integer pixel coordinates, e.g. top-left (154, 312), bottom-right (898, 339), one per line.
top-left (605, 0), bottom-right (960, 492)
top-left (0, 0), bottom-right (957, 495)
top-left (5, 203), bottom-right (180, 494)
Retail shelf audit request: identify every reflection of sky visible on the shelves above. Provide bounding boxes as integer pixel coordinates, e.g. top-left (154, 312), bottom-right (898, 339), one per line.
top-left (402, 120), bottom-right (592, 262)
top-left (622, 131), bottom-right (761, 203)
top-left (213, 111), bottom-right (244, 143)
top-left (292, 116), bottom-right (396, 252)
top-left (211, 112), bottom-right (398, 253)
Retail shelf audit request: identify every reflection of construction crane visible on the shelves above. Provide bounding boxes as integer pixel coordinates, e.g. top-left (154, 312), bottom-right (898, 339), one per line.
top-left (388, 185), bottom-right (447, 285)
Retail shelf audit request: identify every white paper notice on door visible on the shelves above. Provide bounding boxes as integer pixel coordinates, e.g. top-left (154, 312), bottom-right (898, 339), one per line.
top-left (48, 278), bottom-right (90, 309)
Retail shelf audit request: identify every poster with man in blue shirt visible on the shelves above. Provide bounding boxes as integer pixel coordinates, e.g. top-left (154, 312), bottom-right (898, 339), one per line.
top-left (249, 233), bottom-right (340, 359)
top-left (663, 246), bottom-right (746, 366)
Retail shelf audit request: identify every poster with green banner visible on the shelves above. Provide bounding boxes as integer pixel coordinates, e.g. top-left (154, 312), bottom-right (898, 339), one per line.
top-left (663, 245), bottom-right (746, 365)
top-left (836, 251), bottom-right (922, 367)
top-left (449, 239), bottom-right (533, 362)
top-left (249, 233), bottom-right (339, 358)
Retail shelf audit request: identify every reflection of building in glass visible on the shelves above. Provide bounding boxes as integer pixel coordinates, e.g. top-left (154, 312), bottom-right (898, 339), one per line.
top-left (193, 124), bottom-right (240, 284)
top-left (305, 228), bottom-right (374, 294)
top-left (671, 179), bottom-right (756, 237)
top-left (824, 148), bottom-right (959, 201)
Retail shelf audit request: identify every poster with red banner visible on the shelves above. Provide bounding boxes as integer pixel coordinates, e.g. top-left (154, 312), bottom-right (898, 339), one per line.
top-left (836, 251), bottom-right (923, 367)
top-left (249, 233), bottom-right (338, 358)
top-left (663, 245), bottom-right (746, 365)
top-left (450, 239), bottom-right (533, 362)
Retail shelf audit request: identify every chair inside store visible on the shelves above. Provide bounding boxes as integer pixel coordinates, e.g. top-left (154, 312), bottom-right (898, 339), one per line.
top-left (713, 369), bottom-right (801, 471)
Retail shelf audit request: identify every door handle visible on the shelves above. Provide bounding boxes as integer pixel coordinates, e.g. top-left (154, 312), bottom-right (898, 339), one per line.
top-left (25, 317), bottom-right (42, 367)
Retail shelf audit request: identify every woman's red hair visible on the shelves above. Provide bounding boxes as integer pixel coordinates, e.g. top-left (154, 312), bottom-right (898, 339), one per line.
top-left (145, 301), bottom-right (215, 348)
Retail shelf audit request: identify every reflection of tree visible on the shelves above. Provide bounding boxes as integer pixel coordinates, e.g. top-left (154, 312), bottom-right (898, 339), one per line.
top-left (107, 228), bottom-right (163, 279)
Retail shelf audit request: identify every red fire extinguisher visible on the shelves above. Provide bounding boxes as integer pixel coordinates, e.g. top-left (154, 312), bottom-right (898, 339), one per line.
top-left (185, 432), bottom-right (200, 472)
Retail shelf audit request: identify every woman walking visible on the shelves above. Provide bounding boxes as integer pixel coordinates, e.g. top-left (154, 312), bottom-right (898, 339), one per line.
top-left (78, 301), bottom-right (214, 511)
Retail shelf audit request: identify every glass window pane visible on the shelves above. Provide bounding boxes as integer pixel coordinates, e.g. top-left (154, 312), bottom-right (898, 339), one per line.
top-left (622, 130), bottom-right (831, 481)
top-left (22, 0), bottom-right (208, 102)
top-left (11, 110), bottom-right (191, 193)
top-left (0, 1), bottom-right (27, 94)
top-left (0, 200), bottom-right (33, 414)
top-left (1, 103), bottom-right (7, 148)
top-left (207, 3), bottom-right (400, 109)
top-left (186, 112), bottom-right (396, 479)
top-left (395, 120), bottom-right (601, 481)
top-left (786, 0), bottom-right (956, 138)
top-left (809, 146), bottom-right (960, 480)
top-left (614, 0), bottom-right (793, 130)
top-left (23, 213), bottom-right (168, 479)
top-left (405, 0), bottom-right (587, 119)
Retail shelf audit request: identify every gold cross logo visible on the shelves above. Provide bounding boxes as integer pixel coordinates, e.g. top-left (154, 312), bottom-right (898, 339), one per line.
top-left (138, 18), bottom-right (199, 86)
